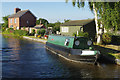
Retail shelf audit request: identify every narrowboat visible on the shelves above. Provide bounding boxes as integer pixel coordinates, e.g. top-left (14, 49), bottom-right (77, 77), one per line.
top-left (46, 35), bottom-right (100, 65)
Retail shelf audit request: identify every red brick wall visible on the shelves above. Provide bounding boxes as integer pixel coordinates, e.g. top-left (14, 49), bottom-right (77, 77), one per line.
top-left (20, 11), bottom-right (36, 28)
top-left (8, 18), bottom-right (20, 30)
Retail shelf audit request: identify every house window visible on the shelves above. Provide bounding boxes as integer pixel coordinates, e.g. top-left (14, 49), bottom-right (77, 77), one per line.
top-left (10, 19), bottom-right (12, 23)
top-left (10, 25), bottom-right (13, 28)
top-left (14, 19), bottom-right (17, 23)
top-left (62, 27), bottom-right (69, 32)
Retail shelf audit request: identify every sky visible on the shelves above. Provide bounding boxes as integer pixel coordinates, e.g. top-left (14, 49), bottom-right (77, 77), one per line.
top-left (1, 0), bottom-right (95, 23)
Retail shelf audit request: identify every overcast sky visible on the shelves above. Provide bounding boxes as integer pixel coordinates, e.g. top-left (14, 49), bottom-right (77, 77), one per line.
top-left (1, 0), bottom-right (95, 23)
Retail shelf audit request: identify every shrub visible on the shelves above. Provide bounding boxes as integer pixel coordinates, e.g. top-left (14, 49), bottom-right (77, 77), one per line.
top-left (1, 27), bottom-right (6, 32)
top-left (6, 28), bottom-right (14, 33)
top-left (73, 32), bottom-right (89, 37)
top-left (7, 28), bottom-right (13, 31)
top-left (14, 30), bottom-right (28, 36)
top-left (37, 30), bottom-right (40, 35)
top-left (31, 29), bottom-right (35, 35)
top-left (111, 35), bottom-right (120, 45)
top-left (102, 33), bottom-right (112, 44)
top-left (23, 27), bottom-right (26, 30)
top-left (40, 29), bottom-right (45, 36)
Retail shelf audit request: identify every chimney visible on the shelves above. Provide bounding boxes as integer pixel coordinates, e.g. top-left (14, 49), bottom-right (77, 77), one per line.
top-left (14, 8), bottom-right (21, 14)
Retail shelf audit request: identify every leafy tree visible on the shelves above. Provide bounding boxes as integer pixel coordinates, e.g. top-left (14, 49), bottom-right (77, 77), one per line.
top-left (66, 1), bottom-right (101, 43)
top-left (52, 21), bottom-right (61, 33)
top-left (98, 2), bottom-right (120, 32)
top-left (2, 15), bottom-right (10, 28)
top-left (47, 23), bottom-right (55, 27)
top-left (64, 19), bottom-right (70, 23)
top-left (36, 18), bottom-right (49, 27)
top-left (66, 1), bottom-right (120, 44)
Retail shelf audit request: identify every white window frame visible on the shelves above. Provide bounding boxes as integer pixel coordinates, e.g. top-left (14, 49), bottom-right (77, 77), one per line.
top-left (10, 19), bottom-right (12, 23)
top-left (14, 18), bottom-right (17, 23)
top-left (61, 27), bottom-right (69, 32)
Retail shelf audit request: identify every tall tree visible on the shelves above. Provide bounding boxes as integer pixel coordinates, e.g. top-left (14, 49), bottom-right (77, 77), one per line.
top-left (2, 15), bottom-right (9, 28)
top-left (36, 18), bottom-right (49, 26)
top-left (99, 2), bottom-right (120, 32)
top-left (53, 21), bottom-right (61, 33)
top-left (66, 0), bottom-right (101, 43)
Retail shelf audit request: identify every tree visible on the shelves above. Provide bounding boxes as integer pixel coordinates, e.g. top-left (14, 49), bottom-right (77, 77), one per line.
top-left (47, 23), bottom-right (55, 27)
top-left (53, 21), bottom-right (61, 33)
top-left (2, 15), bottom-right (10, 28)
top-left (66, 1), bottom-right (101, 43)
top-left (36, 18), bottom-right (49, 26)
top-left (98, 2), bottom-right (120, 32)
top-left (66, 1), bottom-right (120, 44)
top-left (64, 19), bottom-right (70, 23)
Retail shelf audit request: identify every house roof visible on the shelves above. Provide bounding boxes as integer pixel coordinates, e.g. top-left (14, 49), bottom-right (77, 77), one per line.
top-left (35, 24), bottom-right (46, 29)
top-left (61, 19), bottom-right (95, 26)
top-left (8, 9), bottom-right (36, 18)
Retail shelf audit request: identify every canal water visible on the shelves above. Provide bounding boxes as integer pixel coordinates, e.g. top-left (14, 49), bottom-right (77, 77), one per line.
top-left (1, 34), bottom-right (120, 78)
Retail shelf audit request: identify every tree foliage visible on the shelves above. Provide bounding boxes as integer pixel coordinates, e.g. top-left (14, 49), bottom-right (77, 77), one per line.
top-left (47, 23), bottom-right (55, 27)
top-left (64, 19), bottom-right (70, 23)
top-left (52, 21), bottom-right (61, 33)
top-left (2, 15), bottom-right (10, 28)
top-left (47, 21), bottom-right (62, 34)
top-left (66, 0), bottom-right (120, 44)
top-left (98, 2), bottom-right (120, 31)
top-left (36, 18), bottom-right (49, 26)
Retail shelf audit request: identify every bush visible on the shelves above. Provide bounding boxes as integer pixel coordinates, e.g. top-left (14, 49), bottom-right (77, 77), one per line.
top-left (1, 27), bottom-right (6, 32)
top-left (40, 29), bottom-right (45, 36)
top-left (14, 30), bottom-right (28, 36)
top-left (73, 32), bottom-right (89, 37)
top-left (6, 28), bottom-right (14, 33)
top-left (111, 35), bottom-right (120, 45)
top-left (31, 29), bottom-right (35, 35)
top-left (102, 33), bottom-right (112, 44)
top-left (37, 30), bottom-right (40, 35)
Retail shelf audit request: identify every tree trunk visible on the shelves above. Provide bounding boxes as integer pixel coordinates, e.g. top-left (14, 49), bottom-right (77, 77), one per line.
top-left (93, 3), bottom-right (101, 44)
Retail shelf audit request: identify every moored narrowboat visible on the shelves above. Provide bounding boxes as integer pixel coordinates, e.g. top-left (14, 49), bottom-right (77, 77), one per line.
top-left (46, 35), bottom-right (100, 65)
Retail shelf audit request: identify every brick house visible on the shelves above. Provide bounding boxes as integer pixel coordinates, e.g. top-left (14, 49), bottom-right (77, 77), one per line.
top-left (8, 8), bottom-right (36, 30)
top-left (60, 19), bottom-right (96, 40)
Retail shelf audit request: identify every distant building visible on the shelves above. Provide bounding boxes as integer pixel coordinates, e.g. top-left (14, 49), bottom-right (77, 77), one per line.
top-left (60, 19), bottom-right (96, 40)
top-left (34, 24), bottom-right (46, 29)
top-left (8, 8), bottom-right (36, 30)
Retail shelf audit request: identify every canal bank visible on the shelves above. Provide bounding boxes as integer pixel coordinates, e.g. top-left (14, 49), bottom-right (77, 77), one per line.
top-left (23, 36), bottom-right (120, 65)
top-left (23, 36), bottom-right (47, 44)
top-left (93, 45), bottom-right (120, 65)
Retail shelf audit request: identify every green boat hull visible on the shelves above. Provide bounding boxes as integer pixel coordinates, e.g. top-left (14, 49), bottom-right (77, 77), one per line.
top-left (46, 35), bottom-right (100, 64)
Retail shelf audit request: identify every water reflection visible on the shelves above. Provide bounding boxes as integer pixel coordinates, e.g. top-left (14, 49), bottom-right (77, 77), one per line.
top-left (1, 34), bottom-right (120, 78)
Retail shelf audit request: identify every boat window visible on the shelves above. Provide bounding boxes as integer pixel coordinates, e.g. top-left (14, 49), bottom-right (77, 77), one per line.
top-left (64, 39), bottom-right (70, 46)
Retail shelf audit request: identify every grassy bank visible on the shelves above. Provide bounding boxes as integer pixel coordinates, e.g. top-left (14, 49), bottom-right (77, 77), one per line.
top-left (93, 44), bottom-right (120, 60)
top-left (2, 29), bottom-right (29, 37)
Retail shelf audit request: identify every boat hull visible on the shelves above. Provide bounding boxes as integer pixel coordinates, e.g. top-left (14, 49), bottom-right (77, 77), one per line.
top-left (46, 42), bottom-right (99, 64)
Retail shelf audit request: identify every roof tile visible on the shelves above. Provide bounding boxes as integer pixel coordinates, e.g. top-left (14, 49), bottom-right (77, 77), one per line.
top-left (8, 10), bottom-right (29, 18)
